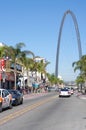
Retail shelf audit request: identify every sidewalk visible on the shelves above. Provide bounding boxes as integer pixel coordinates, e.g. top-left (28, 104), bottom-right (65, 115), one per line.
top-left (23, 92), bottom-right (48, 100)
top-left (76, 92), bottom-right (86, 100)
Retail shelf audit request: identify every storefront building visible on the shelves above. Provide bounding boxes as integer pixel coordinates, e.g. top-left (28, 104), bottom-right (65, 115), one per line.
top-left (0, 58), bottom-right (22, 89)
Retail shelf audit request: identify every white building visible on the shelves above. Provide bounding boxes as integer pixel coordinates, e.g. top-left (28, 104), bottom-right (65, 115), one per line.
top-left (19, 57), bottom-right (47, 88)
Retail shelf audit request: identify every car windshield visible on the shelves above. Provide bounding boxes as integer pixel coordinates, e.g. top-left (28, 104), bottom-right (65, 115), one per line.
top-left (8, 90), bottom-right (18, 95)
top-left (61, 89), bottom-right (68, 91)
top-left (10, 90), bottom-right (21, 95)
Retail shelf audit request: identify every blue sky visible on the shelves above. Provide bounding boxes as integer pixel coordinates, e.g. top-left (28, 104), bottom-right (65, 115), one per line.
top-left (0, 0), bottom-right (86, 81)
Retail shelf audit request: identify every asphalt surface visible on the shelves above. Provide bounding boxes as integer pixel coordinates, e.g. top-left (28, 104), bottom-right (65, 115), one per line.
top-left (1, 92), bottom-right (86, 130)
top-left (23, 91), bottom-right (86, 100)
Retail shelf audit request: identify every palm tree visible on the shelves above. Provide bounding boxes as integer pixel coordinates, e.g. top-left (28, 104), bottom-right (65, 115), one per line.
top-left (46, 73), bottom-right (63, 86)
top-left (20, 50), bottom-right (35, 88)
top-left (75, 75), bottom-right (84, 91)
top-left (30, 59), bottom-right (50, 82)
top-left (7, 42), bottom-right (26, 89)
top-left (0, 46), bottom-right (7, 58)
top-left (27, 56), bottom-right (41, 81)
top-left (37, 60), bottom-right (50, 81)
top-left (72, 55), bottom-right (86, 93)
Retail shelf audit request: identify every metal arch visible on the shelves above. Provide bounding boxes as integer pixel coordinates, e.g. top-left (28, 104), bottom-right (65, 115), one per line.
top-left (55, 10), bottom-right (82, 77)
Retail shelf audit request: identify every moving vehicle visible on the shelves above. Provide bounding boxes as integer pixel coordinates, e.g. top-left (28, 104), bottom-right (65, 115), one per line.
top-left (8, 89), bottom-right (23, 106)
top-left (64, 86), bottom-right (74, 95)
top-left (59, 88), bottom-right (71, 97)
top-left (0, 89), bottom-right (13, 112)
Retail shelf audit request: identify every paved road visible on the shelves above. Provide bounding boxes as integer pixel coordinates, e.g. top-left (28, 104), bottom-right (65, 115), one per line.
top-left (23, 90), bottom-right (86, 100)
top-left (0, 93), bottom-right (86, 130)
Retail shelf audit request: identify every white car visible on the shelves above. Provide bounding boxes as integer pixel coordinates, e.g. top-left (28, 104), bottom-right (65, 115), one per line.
top-left (0, 89), bottom-right (13, 112)
top-left (59, 88), bottom-right (71, 97)
top-left (64, 87), bottom-right (74, 95)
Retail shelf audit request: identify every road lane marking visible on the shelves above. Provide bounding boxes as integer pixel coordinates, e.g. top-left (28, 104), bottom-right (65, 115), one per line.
top-left (0, 95), bottom-right (59, 125)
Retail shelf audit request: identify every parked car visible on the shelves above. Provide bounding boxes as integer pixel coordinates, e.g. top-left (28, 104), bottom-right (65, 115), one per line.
top-left (0, 89), bottom-right (13, 112)
top-left (47, 87), bottom-right (58, 92)
top-left (59, 88), bottom-right (71, 97)
top-left (8, 89), bottom-right (23, 106)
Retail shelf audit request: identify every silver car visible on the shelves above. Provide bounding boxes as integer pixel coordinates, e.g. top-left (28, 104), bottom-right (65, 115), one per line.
top-left (0, 89), bottom-right (13, 112)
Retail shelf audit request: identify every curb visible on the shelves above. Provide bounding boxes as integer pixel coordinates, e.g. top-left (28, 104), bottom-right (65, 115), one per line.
top-left (76, 93), bottom-right (86, 100)
top-left (23, 92), bottom-right (48, 99)
top-left (78, 95), bottom-right (86, 100)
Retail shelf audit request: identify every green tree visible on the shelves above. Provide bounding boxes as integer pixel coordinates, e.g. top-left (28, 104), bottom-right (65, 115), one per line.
top-left (72, 55), bottom-right (86, 92)
top-left (20, 50), bottom-right (35, 88)
top-left (7, 42), bottom-right (26, 89)
top-left (47, 73), bottom-right (61, 86)
top-left (37, 60), bottom-right (50, 81)
top-left (75, 75), bottom-right (84, 91)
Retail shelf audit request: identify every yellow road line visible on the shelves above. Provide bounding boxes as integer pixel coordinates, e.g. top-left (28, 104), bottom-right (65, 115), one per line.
top-left (0, 95), bottom-right (59, 125)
